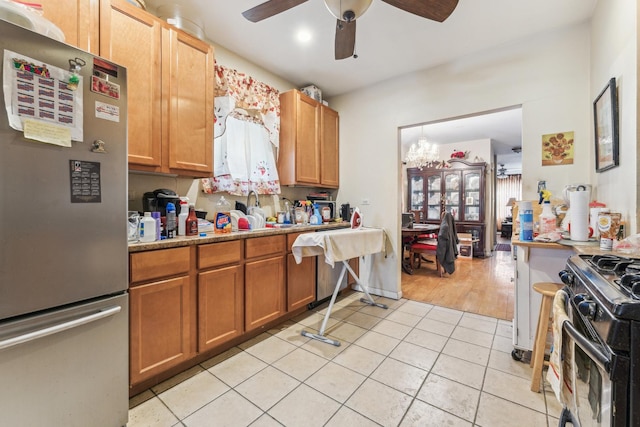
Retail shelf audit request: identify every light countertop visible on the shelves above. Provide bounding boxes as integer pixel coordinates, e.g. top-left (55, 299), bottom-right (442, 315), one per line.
top-left (128, 222), bottom-right (350, 253)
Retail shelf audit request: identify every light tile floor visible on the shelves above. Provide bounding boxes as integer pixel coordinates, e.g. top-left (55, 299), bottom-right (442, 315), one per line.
top-left (129, 292), bottom-right (563, 426)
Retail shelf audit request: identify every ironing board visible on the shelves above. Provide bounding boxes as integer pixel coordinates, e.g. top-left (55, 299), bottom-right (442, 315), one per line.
top-left (292, 227), bottom-right (388, 346)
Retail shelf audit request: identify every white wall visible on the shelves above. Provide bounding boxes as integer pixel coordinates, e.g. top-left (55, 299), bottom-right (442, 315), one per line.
top-left (590, 0), bottom-right (637, 234)
top-left (329, 23), bottom-right (593, 299)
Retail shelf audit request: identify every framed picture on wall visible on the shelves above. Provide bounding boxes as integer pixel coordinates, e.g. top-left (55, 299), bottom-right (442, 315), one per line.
top-left (593, 77), bottom-right (619, 173)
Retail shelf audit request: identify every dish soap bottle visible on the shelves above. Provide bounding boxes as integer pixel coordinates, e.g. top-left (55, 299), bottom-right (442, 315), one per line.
top-left (214, 196), bottom-right (232, 234)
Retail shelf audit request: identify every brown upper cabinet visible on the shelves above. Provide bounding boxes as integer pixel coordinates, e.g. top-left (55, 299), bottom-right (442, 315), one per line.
top-left (45, 0), bottom-right (214, 177)
top-left (101, 0), bottom-right (214, 176)
top-left (39, 0), bottom-right (100, 53)
top-left (279, 90), bottom-right (339, 188)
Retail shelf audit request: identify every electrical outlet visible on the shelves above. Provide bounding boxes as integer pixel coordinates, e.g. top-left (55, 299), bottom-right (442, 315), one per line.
top-left (362, 199), bottom-right (370, 205)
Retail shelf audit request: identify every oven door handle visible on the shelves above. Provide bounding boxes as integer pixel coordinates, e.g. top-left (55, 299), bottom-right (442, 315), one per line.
top-left (563, 320), bottom-right (610, 372)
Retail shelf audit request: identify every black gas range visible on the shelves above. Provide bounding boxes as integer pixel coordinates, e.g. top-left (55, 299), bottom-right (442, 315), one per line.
top-left (559, 254), bottom-right (640, 427)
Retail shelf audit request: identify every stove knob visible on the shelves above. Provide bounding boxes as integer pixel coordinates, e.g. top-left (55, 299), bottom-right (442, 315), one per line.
top-left (559, 270), bottom-right (574, 285)
top-left (573, 293), bottom-right (587, 305)
top-left (578, 300), bottom-right (597, 319)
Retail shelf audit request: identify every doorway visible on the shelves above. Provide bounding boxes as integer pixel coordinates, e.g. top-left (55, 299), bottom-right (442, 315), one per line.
top-left (399, 107), bottom-right (522, 319)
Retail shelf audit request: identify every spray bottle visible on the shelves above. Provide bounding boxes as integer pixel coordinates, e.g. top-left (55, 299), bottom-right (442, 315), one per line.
top-left (539, 189), bottom-right (556, 234)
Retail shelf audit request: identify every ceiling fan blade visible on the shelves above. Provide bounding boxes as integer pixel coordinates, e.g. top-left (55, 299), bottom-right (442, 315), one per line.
top-left (380, 0), bottom-right (459, 22)
top-left (335, 19), bottom-right (356, 60)
top-left (242, 0), bottom-right (308, 22)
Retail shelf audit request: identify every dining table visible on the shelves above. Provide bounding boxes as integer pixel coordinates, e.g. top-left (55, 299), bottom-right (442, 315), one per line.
top-left (401, 223), bottom-right (440, 275)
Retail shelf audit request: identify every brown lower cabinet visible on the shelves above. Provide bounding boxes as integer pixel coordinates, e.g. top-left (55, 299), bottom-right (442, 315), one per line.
top-left (129, 229), bottom-right (353, 392)
top-left (129, 247), bottom-right (193, 386)
top-left (286, 233), bottom-right (316, 311)
top-left (245, 236), bottom-right (286, 331)
top-left (197, 241), bottom-right (244, 352)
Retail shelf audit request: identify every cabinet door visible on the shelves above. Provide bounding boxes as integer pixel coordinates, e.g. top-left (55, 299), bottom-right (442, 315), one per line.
top-left (40, 0), bottom-right (99, 53)
top-left (408, 174), bottom-right (423, 210)
top-left (425, 172), bottom-right (442, 221)
top-left (320, 105), bottom-right (339, 187)
top-left (295, 94), bottom-right (321, 184)
top-left (130, 275), bottom-right (192, 385)
top-left (347, 257), bottom-right (359, 287)
top-left (443, 170), bottom-right (461, 221)
top-left (165, 28), bottom-right (214, 176)
top-left (287, 253), bottom-right (315, 311)
top-left (198, 265), bottom-right (243, 351)
top-left (462, 170), bottom-right (482, 222)
top-left (245, 256), bottom-right (285, 331)
top-left (100, 0), bottom-right (162, 168)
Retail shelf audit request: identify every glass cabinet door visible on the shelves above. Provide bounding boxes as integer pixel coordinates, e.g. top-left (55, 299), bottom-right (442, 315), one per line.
top-left (443, 171), bottom-right (461, 221)
top-left (409, 175), bottom-right (424, 213)
top-left (426, 174), bottom-right (441, 220)
top-left (463, 172), bottom-right (481, 221)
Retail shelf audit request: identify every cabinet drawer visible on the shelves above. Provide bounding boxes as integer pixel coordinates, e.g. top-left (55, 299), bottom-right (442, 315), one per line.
top-left (130, 247), bottom-right (190, 284)
top-left (198, 240), bottom-right (242, 269)
top-left (287, 232), bottom-right (306, 251)
top-left (245, 235), bottom-right (285, 259)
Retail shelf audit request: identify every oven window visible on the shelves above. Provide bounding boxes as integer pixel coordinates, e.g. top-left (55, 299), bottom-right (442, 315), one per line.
top-left (574, 346), bottom-right (605, 426)
top-left (569, 304), bottom-right (612, 427)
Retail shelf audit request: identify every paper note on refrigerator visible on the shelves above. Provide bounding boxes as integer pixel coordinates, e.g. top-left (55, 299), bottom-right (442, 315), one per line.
top-left (23, 118), bottom-right (71, 147)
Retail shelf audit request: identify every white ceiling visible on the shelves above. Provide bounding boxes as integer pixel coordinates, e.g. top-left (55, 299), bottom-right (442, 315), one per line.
top-left (401, 107), bottom-right (523, 174)
top-left (144, 0), bottom-right (597, 171)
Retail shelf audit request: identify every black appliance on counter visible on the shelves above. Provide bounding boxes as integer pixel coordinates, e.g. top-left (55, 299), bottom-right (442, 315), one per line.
top-left (340, 203), bottom-right (351, 222)
top-left (143, 189), bottom-right (180, 216)
top-left (558, 254), bottom-right (640, 426)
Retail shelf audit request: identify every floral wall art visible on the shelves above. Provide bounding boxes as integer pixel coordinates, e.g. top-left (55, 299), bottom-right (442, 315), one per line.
top-left (541, 131), bottom-right (574, 166)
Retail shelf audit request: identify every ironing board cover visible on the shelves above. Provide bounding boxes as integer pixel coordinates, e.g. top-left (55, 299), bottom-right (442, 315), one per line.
top-left (292, 228), bottom-right (385, 267)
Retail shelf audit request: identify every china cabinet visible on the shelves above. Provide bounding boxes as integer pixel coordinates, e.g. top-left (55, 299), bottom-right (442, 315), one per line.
top-left (407, 159), bottom-right (487, 257)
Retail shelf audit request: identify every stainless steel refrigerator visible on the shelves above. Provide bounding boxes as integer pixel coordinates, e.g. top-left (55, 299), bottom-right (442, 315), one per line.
top-left (0, 20), bottom-right (128, 426)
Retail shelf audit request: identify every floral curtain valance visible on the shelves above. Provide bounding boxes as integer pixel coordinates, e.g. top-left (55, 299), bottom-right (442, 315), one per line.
top-left (214, 64), bottom-right (279, 114)
top-left (203, 63), bottom-right (281, 196)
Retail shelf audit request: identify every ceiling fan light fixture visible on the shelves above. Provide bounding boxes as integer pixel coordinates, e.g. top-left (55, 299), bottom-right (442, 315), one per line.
top-left (324, 0), bottom-right (372, 22)
top-left (497, 164), bottom-right (508, 179)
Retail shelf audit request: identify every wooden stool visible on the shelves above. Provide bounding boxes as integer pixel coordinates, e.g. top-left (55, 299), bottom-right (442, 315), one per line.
top-left (530, 282), bottom-right (564, 392)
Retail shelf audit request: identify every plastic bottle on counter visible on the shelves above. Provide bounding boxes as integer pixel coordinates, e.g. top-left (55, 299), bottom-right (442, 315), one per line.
top-left (214, 196), bottom-right (232, 234)
top-left (185, 203), bottom-right (198, 236)
top-left (151, 211), bottom-right (161, 241)
top-left (178, 200), bottom-right (189, 236)
top-left (309, 204), bottom-right (322, 225)
top-left (519, 201), bottom-right (534, 241)
top-left (539, 201), bottom-right (556, 234)
top-left (139, 212), bottom-right (157, 242)
top-left (165, 202), bottom-right (176, 238)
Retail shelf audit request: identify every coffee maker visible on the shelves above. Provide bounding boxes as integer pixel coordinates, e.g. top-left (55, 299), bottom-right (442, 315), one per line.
top-left (142, 189), bottom-right (180, 217)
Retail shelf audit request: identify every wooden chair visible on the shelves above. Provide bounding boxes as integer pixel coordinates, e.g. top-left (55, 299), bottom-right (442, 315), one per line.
top-left (409, 239), bottom-right (442, 276)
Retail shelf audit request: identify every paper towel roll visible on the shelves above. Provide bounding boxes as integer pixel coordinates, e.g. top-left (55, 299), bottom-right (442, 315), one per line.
top-left (570, 190), bottom-right (590, 241)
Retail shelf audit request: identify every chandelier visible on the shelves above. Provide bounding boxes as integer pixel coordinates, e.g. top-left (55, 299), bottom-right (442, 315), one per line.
top-left (405, 135), bottom-right (439, 169)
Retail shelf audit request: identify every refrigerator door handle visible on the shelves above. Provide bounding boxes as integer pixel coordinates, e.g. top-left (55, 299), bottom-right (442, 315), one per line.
top-left (0, 306), bottom-right (121, 350)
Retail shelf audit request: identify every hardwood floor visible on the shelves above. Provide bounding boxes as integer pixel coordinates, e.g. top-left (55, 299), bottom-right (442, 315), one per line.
top-left (401, 236), bottom-right (515, 320)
